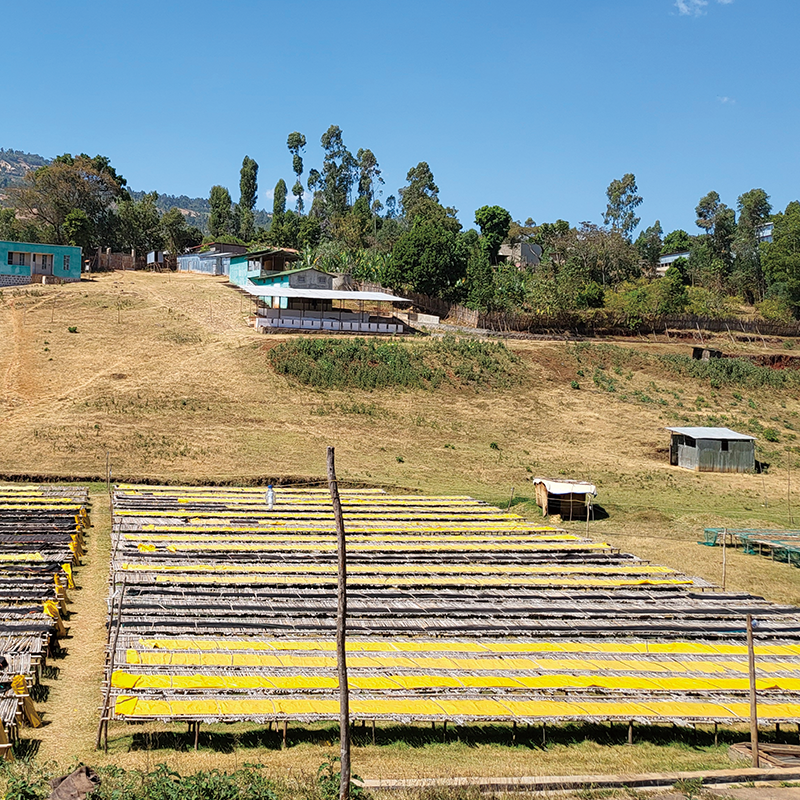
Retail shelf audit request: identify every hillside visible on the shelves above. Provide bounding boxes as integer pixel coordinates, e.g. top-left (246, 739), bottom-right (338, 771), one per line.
top-left (0, 147), bottom-right (49, 188)
top-left (0, 271), bottom-right (798, 609)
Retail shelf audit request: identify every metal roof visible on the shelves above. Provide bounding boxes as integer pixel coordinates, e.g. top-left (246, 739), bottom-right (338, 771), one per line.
top-left (665, 427), bottom-right (756, 441)
top-left (240, 284), bottom-right (408, 303)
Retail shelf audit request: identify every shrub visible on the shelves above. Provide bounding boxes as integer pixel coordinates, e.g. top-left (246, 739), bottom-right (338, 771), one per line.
top-left (268, 336), bottom-right (519, 391)
top-left (757, 296), bottom-right (796, 324)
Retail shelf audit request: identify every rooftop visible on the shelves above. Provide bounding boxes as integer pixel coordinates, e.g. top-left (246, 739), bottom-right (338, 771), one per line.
top-left (239, 284), bottom-right (408, 303)
top-left (665, 427), bottom-right (756, 441)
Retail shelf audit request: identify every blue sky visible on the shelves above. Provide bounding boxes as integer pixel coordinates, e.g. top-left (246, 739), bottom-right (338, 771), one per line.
top-left (3, 0), bottom-right (798, 235)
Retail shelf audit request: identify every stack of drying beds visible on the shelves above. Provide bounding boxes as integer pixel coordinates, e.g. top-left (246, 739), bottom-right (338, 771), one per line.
top-left (0, 484), bottom-right (89, 753)
top-left (105, 485), bottom-right (800, 735)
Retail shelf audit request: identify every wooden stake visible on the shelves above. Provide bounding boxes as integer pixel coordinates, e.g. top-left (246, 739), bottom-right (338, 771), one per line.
top-left (627, 720), bottom-right (633, 746)
top-left (282, 719), bottom-right (288, 749)
top-left (714, 722), bottom-right (718, 747)
top-left (327, 447), bottom-right (351, 800)
top-left (747, 614), bottom-right (759, 768)
top-left (371, 719), bottom-right (375, 745)
top-left (722, 527), bottom-right (727, 591)
top-left (194, 721), bottom-right (200, 750)
top-left (507, 487), bottom-right (515, 510)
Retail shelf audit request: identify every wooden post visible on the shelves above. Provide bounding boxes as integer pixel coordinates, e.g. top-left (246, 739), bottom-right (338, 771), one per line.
top-left (106, 451), bottom-right (111, 495)
top-left (714, 722), bottom-right (718, 747)
top-left (282, 719), bottom-right (288, 749)
top-left (507, 487), bottom-right (515, 510)
top-left (542, 721), bottom-right (547, 747)
top-left (327, 447), bottom-right (351, 800)
top-left (371, 719), bottom-right (376, 745)
top-left (194, 721), bottom-right (200, 750)
top-left (627, 720), bottom-right (634, 746)
top-left (788, 453), bottom-right (793, 525)
top-left (747, 614), bottom-right (759, 768)
top-left (722, 527), bottom-right (727, 591)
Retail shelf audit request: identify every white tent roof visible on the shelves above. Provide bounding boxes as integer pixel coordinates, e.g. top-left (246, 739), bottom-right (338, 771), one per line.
top-left (533, 478), bottom-right (597, 496)
top-left (240, 284), bottom-right (408, 303)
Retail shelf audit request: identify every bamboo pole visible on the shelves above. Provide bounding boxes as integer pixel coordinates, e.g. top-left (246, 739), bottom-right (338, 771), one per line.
top-left (96, 579), bottom-right (127, 750)
top-left (746, 614), bottom-right (759, 768)
top-left (327, 447), bottom-right (351, 800)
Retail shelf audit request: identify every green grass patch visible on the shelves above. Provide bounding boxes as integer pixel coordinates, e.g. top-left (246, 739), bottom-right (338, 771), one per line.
top-left (268, 336), bottom-right (519, 391)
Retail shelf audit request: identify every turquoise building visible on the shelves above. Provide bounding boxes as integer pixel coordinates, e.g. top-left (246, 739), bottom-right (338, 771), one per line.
top-left (0, 241), bottom-right (82, 286)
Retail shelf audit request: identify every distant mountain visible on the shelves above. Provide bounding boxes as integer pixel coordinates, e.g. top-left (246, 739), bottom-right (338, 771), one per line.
top-left (1, 147), bottom-right (271, 234)
top-left (0, 148), bottom-right (50, 188)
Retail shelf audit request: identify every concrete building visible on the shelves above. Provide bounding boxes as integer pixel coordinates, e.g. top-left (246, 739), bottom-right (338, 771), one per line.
top-left (498, 242), bottom-right (542, 268)
top-left (666, 427), bottom-right (756, 473)
top-left (0, 241), bottom-right (82, 286)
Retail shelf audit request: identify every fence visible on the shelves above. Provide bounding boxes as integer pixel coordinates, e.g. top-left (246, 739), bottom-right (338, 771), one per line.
top-left (355, 282), bottom-right (479, 327)
top-left (477, 310), bottom-right (800, 339)
top-left (355, 282), bottom-right (800, 338)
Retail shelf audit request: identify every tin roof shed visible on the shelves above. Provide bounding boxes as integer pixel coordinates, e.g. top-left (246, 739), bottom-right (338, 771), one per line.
top-left (665, 427), bottom-right (756, 473)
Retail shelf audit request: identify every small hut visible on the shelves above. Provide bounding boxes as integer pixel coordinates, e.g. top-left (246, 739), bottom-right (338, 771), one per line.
top-left (533, 478), bottom-right (597, 520)
top-left (666, 427), bottom-right (756, 473)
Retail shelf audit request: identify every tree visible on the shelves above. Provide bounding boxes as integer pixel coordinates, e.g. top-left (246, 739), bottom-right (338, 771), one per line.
top-left (695, 191), bottom-right (736, 281)
top-left (398, 162), bottom-right (439, 220)
top-left (287, 132), bottom-right (306, 213)
top-left (603, 173), bottom-right (642, 239)
top-left (662, 229), bottom-right (692, 254)
top-left (474, 205), bottom-right (512, 265)
top-left (161, 207), bottom-right (202, 255)
top-left (7, 153), bottom-right (127, 246)
top-left (356, 148), bottom-right (383, 205)
top-left (238, 156), bottom-right (258, 241)
top-left (384, 196), bottom-right (398, 220)
top-left (320, 125), bottom-right (356, 217)
top-left (117, 191), bottom-right (164, 255)
top-left (386, 217), bottom-right (467, 295)
top-left (762, 201), bottom-right (800, 313)
top-left (208, 185), bottom-right (233, 237)
top-left (731, 188), bottom-right (772, 301)
top-left (465, 245), bottom-right (495, 309)
top-left (635, 220), bottom-right (663, 275)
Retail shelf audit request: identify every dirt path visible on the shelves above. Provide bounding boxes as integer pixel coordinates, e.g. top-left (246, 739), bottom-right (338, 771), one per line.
top-left (20, 487), bottom-right (111, 765)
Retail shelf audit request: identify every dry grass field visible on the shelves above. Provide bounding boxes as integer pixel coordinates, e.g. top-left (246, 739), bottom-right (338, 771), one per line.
top-left (1, 270), bottom-right (799, 781)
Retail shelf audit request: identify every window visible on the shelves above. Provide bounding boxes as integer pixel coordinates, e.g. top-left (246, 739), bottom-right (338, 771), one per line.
top-left (684, 436), bottom-right (696, 447)
top-left (297, 275), bottom-right (306, 284)
top-left (63, 255), bottom-right (70, 270)
top-left (720, 440), bottom-right (729, 452)
top-left (6, 252), bottom-right (11, 266)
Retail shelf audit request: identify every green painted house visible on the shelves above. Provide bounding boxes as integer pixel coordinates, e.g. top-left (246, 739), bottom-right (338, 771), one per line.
top-left (0, 241), bottom-right (82, 286)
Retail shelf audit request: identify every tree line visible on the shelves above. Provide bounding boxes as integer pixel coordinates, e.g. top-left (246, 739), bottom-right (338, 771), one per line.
top-left (1, 130), bottom-right (799, 322)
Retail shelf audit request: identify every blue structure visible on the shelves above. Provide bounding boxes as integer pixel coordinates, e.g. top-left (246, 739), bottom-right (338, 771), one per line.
top-left (0, 241), bottom-right (82, 286)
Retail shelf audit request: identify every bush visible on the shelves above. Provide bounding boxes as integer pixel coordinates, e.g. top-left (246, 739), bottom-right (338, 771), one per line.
top-left (757, 296), bottom-right (796, 324)
top-left (268, 336), bottom-right (519, 391)
top-left (686, 287), bottom-right (738, 318)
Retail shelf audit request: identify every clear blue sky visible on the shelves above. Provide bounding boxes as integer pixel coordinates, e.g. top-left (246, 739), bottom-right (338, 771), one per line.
top-left (3, 0), bottom-right (798, 235)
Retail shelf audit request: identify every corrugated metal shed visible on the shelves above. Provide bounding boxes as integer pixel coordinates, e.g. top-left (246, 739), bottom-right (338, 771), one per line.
top-left (666, 427), bottom-right (756, 473)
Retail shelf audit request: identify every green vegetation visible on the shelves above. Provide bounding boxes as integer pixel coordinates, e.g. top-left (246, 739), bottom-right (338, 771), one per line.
top-left (268, 336), bottom-right (519, 391)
